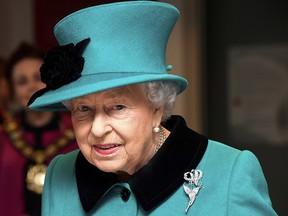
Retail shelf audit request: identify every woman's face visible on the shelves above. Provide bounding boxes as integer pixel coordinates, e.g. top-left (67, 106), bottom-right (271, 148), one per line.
top-left (70, 84), bottom-right (163, 175)
top-left (12, 58), bottom-right (45, 107)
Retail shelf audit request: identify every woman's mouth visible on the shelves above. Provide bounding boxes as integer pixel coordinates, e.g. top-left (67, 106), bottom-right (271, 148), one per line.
top-left (93, 144), bottom-right (121, 155)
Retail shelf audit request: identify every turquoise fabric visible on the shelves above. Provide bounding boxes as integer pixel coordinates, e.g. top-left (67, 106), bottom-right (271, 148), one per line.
top-left (42, 141), bottom-right (277, 215)
top-left (29, 1), bottom-right (188, 111)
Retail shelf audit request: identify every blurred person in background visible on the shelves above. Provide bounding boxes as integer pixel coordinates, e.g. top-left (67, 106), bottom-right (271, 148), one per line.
top-left (0, 57), bottom-right (11, 124)
top-left (0, 57), bottom-right (10, 157)
top-left (0, 42), bottom-right (78, 216)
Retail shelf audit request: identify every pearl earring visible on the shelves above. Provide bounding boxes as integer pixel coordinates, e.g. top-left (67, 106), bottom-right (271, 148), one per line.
top-left (154, 125), bottom-right (166, 154)
top-left (153, 126), bottom-right (160, 133)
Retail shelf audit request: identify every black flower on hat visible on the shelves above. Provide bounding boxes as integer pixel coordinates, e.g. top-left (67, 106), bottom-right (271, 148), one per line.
top-left (40, 38), bottom-right (90, 89)
top-left (27, 38), bottom-right (90, 106)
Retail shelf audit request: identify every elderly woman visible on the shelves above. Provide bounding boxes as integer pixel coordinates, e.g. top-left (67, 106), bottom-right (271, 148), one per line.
top-left (28, 1), bottom-right (277, 215)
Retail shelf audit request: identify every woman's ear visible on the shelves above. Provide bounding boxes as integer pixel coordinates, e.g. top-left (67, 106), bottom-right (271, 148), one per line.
top-left (153, 107), bottom-right (164, 126)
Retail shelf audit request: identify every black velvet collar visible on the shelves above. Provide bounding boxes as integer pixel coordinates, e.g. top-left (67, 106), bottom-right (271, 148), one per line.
top-left (76, 115), bottom-right (208, 213)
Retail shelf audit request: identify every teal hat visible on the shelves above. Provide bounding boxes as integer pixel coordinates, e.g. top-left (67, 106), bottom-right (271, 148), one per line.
top-left (28, 1), bottom-right (188, 111)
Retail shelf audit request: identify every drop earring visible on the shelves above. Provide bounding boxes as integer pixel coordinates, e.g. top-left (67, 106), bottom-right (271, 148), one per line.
top-left (153, 126), bottom-right (160, 133)
top-left (153, 125), bottom-right (166, 154)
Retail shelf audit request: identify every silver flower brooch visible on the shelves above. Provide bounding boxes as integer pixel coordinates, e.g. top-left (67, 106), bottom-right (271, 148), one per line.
top-left (183, 169), bottom-right (203, 213)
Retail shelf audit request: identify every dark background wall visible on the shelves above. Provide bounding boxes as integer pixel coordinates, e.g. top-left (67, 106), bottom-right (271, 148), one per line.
top-left (206, 0), bottom-right (288, 215)
top-left (34, 0), bottom-right (117, 52)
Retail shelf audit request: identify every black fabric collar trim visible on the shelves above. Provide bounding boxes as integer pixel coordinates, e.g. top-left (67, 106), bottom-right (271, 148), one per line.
top-left (76, 115), bottom-right (208, 212)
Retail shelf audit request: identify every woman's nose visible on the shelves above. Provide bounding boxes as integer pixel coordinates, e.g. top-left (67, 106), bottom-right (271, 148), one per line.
top-left (90, 113), bottom-right (112, 137)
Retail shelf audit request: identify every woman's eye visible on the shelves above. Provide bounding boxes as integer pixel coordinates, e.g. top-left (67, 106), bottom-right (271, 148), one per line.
top-left (106, 104), bottom-right (126, 113)
top-left (78, 105), bottom-right (90, 112)
top-left (113, 105), bottom-right (125, 111)
top-left (15, 77), bottom-right (28, 86)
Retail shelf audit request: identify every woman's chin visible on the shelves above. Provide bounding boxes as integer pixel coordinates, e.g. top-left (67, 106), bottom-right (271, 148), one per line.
top-left (92, 159), bottom-right (127, 174)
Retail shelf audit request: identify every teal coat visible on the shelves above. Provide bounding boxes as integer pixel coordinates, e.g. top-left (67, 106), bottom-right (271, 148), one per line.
top-left (42, 116), bottom-right (277, 215)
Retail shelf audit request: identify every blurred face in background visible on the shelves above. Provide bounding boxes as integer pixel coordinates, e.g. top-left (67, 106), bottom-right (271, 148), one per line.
top-left (12, 58), bottom-right (45, 108)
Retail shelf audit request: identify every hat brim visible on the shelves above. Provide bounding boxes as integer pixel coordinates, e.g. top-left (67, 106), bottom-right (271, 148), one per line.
top-left (29, 72), bottom-right (188, 111)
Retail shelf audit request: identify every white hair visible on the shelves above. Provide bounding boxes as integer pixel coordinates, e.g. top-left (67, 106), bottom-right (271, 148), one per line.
top-left (144, 81), bottom-right (179, 122)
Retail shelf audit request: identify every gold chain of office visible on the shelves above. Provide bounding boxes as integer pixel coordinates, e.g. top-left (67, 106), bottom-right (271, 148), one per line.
top-left (1, 111), bottom-right (75, 194)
